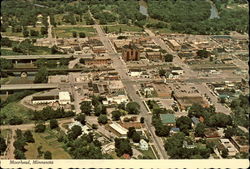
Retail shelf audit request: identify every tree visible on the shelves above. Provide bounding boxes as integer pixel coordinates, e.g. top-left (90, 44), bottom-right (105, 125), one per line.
top-left (23, 130), bottom-right (35, 143)
top-left (196, 49), bottom-right (211, 58)
top-left (140, 117), bottom-right (145, 123)
top-left (44, 151), bottom-right (52, 159)
top-left (14, 149), bottom-right (26, 159)
top-left (30, 30), bottom-right (39, 36)
top-left (98, 115), bottom-right (108, 124)
top-left (155, 123), bottom-right (170, 137)
top-left (34, 67), bottom-right (48, 83)
top-left (92, 124), bottom-right (98, 130)
top-left (127, 127), bottom-right (136, 138)
top-left (51, 45), bottom-right (62, 54)
top-left (224, 127), bottom-right (236, 139)
top-left (221, 148), bottom-right (228, 158)
top-left (194, 123), bottom-right (205, 137)
top-left (126, 102), bottom-right (140, 114)
top-left (80, 101), bottom-right (92, 115)
top-left (35, 123), bottom-right (46, 133)
top-left (75, 114), bottom-right (86, 125)
top-left (159, 69), bottom-right (166, 77)
top-left (9, 116), bottom-right (23, 125)
top-left (72, 31), bottom-right (77, 38)
top-left (40, 27), bottom-right (48, 35)
top-left (115, 138), bottom-right (133, 157)
top-left (104, 26), bottom-right (108, 33)
top-left (132, 132), bottom-right (141, 143)
top-left (23, 30), bottom-right (29, 37)
top-left (164, 132), bottom-right (185, 158)
top-left (0, 137), bottom-right (7, 153)
top-left (49, 119), bottom-right (59, 129)
top-left (111, 110), bottom-right (122, 121)
top-left (79, 32), bottom-right (86, 38)
top-left (164, 54), bottom-right (174, 62)
top-left (176, 116), bottom-right (192, 133)
top-left (68, 125), bottom-right (82, 140)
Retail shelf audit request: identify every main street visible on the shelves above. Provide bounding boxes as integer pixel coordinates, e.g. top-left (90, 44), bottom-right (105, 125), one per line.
top-left (90, 12), bottom-right (169, 159)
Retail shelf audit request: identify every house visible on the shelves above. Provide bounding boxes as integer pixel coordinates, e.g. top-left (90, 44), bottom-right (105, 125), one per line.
top-left (170, 127), bottom-right (180, 135)
top-left (140, 139), bottom-right (149, 151)
top-left (145, 51), bottom-right (163, 61)
top-left (231, 136), bottom-right (249, 153)
top-left (160, 114), bottom-right (176, 126)
top-left (106, 122), bottom-right (128, 138)
top-left (191, 117), bottom-right (200, 127)
top-left (106, 94), bottom-right (129, 105)
top-left (220, 139), bottom-right (238, 156)
top-left (122, 43), bottom-right (140, 61)
top-left (204, 128), bottom-right (220, 138)
top-left (59, 92), bottom-right (71, 105)
top-left (183, 140), bottom-right (196, 149)
top-left (102, 142), bottom-right (115, 154)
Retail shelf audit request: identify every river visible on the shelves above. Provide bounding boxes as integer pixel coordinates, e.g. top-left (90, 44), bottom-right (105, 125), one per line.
top-left (209, 0), bottom-right (220, 19)
top-left (139, 0), bottom-right (149, 17)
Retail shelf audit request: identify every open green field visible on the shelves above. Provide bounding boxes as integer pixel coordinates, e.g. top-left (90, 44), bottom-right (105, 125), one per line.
top-left (139, 146), bottom-right (157, 159)
top-left (53, 26), bottom-right (97, 38)
top-left (7, 77), bottom-right (34, 84)
top-left (0, 102), bottom-right (33, 124)
top-left (25, 130), bottom-right (71, 159)
top-left (102, 25), bottom-right (144, 33)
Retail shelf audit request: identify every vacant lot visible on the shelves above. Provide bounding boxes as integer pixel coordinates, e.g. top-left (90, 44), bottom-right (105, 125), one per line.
top-left (25, 129), bottom-right (71, 159)
top-left (53, 26), bottom-right (96, 38)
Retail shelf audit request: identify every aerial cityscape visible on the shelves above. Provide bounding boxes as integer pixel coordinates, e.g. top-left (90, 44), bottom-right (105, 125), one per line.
top-left (0, 0), bottom-right (249, 162)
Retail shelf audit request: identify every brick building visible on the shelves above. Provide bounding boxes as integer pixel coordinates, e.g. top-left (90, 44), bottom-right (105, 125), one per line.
top-left (122, 43), bottom-right (140, 61)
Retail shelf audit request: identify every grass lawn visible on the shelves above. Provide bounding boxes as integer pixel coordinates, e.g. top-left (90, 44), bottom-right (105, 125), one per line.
top-left (0, 102), bottom-right (33, 124)
top-left (0, 129), bottom-right (11, 140)
top-left (14, 63), bottom-right (37, 69)
top-left (53, 26), bottom-right (96, 38)
top-left (103, 25), bottom-right (144, 33)
top-left (151, 145), bottom-right (160, 159)
top-left (139, 146), bottom-right (157, 159)
top-left (25, 129), bottom-right (71, 159)
top-left (0, 49), bottom-right (22, 55)
top-left (0, 76), bottom-right (15, 85)
top-left (7, 77), bottom-right (34, 84)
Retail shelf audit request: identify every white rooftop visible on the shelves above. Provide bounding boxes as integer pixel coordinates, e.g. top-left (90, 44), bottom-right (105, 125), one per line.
top-left (59, 91), bottom-right (71, 100)
top-left (109, 122), bottom-right (128, 135)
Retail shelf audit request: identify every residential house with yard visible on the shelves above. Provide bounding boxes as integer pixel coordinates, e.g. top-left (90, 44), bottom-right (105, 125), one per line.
top-left (231, 136), bottom-right (249, 153)
top-left (160, 114), bottom-right (176, 127)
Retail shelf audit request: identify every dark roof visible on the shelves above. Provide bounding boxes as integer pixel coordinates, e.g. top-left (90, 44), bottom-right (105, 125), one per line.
top-left (172, 67), bottom-right (183, 70)
top-left (32, 95), bottom-right (58, 101)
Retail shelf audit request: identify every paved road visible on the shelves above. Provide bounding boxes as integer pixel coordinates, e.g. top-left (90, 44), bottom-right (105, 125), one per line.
top-left (90, 12), bottom-right (169, 159)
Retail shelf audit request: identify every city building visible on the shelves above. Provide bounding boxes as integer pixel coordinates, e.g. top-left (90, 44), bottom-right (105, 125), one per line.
top-left (83, 56), bottom-right (112, 65)
top-left (145, 51), bottom-right (163, 61)
top-left (171, 67), bottom-right (184, 75)
top-left (160, 114), bottom-right (176, 126)
top-left (59, 91), bottom-right (71, 105)
top-left (140, 139), bottom-right (149, 151)
top-left (113, 39), bottom-right (132, 52)
top-left (106, 94), bottom-right (129, 105)
top-left (121, 43), bottom-right (140, 61)
top-left (231, 136), bottom-right (249, 153)
top-left (106, 122), bottom-right (128, 137)
top-left (220, 139), bottom-right (238, 156)
top-left (165, 39), bottom-right (181, 51)
top-left (32, 95), bottom-right (59, 104)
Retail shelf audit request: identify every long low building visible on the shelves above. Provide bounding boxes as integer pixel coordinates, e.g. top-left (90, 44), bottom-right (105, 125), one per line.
top-left (106, 122), bottom-right (128, 138)
top-left (0, 84), bottom-right (58, 91)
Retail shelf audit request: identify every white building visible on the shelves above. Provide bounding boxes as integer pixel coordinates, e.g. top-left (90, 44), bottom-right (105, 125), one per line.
top-left (220, 139), bottom-right (238, 156)
top-left (105, 95), bottom-right (129, 105)
top-left (59, 92), bottom-right (71, 105)
top-left (140, 139), bottom-right (149, 151)
top-left (108, 122), bottom-right (128, 138)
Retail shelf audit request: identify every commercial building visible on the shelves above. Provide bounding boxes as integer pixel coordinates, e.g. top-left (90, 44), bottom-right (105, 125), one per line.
top-left (32, 95), bottom-right (59, 104)
top-left (113, 39), bottom-right (132, 52)
top-left (160, 114), bottom-right (176, 126)
top-left (171, 67), bottom-right (184, 75)
top-left (122, 43), bottom-right (140, 61)
top-left (83, 57), bottom-right (112, 65)
top-left (145, 51), bottom-right (163, 61)
top-left (220, 139), bottom-right (238, 156)
top-left (106, 122), bottom-right (128, 137)
top-left (165, 39), bottom-right (181, 51)
top-left (106, 94), bottom-right (129, 105)
top-left (59, 91), bottom-right (71, 105)
top-left (231, 136), bottom-right (249, 153)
